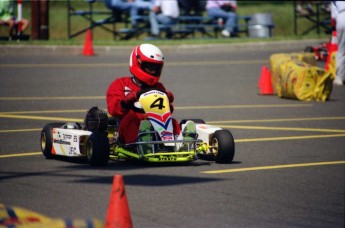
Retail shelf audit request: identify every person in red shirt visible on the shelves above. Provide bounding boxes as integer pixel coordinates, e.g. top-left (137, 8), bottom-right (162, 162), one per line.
top-left (106, 43), bottom-right (181, 144)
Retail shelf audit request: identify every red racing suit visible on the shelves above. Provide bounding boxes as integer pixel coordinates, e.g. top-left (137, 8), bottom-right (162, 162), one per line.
top-left (106, 76), bottom-right (181, 144)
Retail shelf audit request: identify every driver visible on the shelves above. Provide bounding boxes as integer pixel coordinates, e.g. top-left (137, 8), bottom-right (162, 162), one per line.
top-left (106, 43), bottom-right (181, 144)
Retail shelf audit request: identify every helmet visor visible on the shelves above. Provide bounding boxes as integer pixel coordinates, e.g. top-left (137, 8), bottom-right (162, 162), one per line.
top-left (140, 62), bottom-right (163, 77)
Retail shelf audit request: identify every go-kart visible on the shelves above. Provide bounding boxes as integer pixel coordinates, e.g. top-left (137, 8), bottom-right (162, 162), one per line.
top-left (304, 42), bottom-right (329, 61)
top-left (40, 89), bottom-right (235, 166)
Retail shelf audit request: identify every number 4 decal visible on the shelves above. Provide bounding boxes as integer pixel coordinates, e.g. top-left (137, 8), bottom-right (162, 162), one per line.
top-left (150, 98), bottom-right (165, 109)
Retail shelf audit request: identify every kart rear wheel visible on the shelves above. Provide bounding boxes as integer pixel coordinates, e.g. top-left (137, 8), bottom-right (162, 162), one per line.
top-left (40, 123), bottom-right (65, 159)
top-left (86, 132), bottom-right (110, 166)
top-left (211, 130), bottom-right (235, 164)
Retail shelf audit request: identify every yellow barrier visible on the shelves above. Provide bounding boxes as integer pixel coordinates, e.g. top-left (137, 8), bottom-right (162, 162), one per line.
top-left (270, 52), bottom-right (333, 101)
top-left (0, 203), bottom-right (103, 228)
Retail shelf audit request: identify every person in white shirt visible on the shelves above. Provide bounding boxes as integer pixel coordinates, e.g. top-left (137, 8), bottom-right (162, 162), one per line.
top-left (148, 0), bottom-right (179, 39)
top-left (104, 0), bottom-right (153, 28)
top-left (332, 1), bottom-right (345, 86)
top-left (206, 0), bottom-right (238, 38)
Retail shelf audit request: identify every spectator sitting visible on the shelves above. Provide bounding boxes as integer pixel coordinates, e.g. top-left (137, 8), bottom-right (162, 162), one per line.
top-left (206, 0), bottom-right (238, 38)
top-left (296, 1), bottom-right (315, 16)
top-left (332, 1), bottom-right (345, 86)
top-left (104, 0), bottom-right (153, 28)
top-left (178, 0), bottom-right (203, 16)
top-left (134, 0), bottom-right (154, 18)
top-left (0, 0), bottom-right (29, 40)
top-left (148, 0), bottom-right (179, 39)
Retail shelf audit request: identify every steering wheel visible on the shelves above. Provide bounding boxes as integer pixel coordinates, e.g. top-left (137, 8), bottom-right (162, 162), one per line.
top-left (130, 101), bottom-right (145, 114)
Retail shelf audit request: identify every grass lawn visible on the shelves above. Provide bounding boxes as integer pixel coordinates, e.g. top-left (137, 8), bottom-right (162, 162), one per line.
top-left (0, 0), bottom-right (331, 46)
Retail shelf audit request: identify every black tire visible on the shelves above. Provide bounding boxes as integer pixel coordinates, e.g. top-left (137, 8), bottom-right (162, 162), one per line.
top-left (86, 132), bottom-right (110, 166)
top-left (40, 123), bottom-right (65, 159)
top-left (211, 130), bottom-right (235, 164)
top-left (180, 119), bottom-right (206, 126)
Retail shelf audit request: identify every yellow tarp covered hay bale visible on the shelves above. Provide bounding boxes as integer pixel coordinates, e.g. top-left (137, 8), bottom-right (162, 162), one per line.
top-left (276, 59), bottom-right (333, 101)
top-left (270, 52), bottom-right (316, 94)
top-left (290, 52), bottom-right (317, 65)
top-left (270, 54), bottom-right (292, 94)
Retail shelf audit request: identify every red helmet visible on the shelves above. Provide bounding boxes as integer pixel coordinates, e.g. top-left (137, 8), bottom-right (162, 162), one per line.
top-left (129, 44), bottom-right (164, 86)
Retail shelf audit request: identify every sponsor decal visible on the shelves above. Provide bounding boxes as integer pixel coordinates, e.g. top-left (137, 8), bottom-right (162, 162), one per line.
top-left (161, 131), bottom-right (173, 141)
top-left (143, 90), bottom-right (165, 96)
top-left (159, 156), bottom-right (177, 161)
top-left (63, 134), bottom-right (72, 140)
top-left (53, 140), bottom-right (71, 145)
top-left (54, 132), bottom-right (77, 145)
top-left (69, 147), bottom-right (77, 155)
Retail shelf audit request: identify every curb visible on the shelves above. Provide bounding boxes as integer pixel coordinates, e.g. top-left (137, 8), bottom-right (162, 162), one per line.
top-left (0, 39), bottom-right (327, 56)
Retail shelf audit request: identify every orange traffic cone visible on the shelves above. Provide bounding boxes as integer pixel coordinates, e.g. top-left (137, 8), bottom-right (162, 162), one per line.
top-left (258, 65), bottom-right (268, 89)
top-left (258, 65), bottom-right (274, 95)
top-left (325, 31), bottom-right (337, 71)
top-left (105, 175), bottom-right (133, 228)
top-left (83, 29), bottom-right (95, 56)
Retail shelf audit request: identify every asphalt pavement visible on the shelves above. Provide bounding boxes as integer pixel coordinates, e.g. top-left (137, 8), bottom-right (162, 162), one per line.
top-left (0, 40), bottom-right (344, 227)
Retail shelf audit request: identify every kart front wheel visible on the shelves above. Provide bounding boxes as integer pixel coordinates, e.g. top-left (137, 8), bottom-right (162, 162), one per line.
top-left (211, 130), bottom-right (235, 164)
top-left (40, 123), bottom-right (65, 159)
top-left (86, 132), bottom-right (110, 166)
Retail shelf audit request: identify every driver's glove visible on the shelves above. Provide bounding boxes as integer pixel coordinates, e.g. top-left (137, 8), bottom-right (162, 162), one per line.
top-left (120, 92), bottom-right (137, 109)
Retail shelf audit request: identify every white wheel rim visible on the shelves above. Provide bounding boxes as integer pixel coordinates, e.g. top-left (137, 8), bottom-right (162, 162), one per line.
top-left (211, 137), bottom-right (219, 156)
top-left (41, 133), bottom-right (46, 151)
top-left (87, 140), bottom-right (93, 159)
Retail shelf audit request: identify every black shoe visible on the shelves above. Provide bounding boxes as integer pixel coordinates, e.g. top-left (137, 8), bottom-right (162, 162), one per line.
top-left (230, 32), bottom-right (239, 38)
top-left (166, 32), bottom-right (174, 39)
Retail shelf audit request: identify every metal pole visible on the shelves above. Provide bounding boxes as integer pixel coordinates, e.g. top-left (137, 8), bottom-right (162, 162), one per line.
top-left (31, 0), bottom-right (39, 40)
top-left (40, 0), bottom-right (49, 39)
